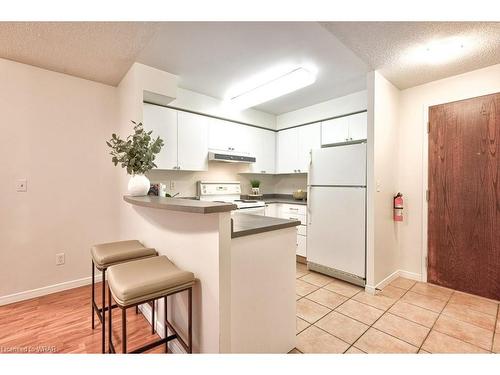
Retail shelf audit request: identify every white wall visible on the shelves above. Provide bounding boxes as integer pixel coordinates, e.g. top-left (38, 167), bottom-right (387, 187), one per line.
top-left (366, 71), bottom-right (401, 288)
top-left (276, 90), bottom-right (367, 129)
top-left (397, 63), bottom-right (500, 280)
top-left (171, 88), bottom-right (276, 130)
top-left (0, 58), bottom-right (119, 300)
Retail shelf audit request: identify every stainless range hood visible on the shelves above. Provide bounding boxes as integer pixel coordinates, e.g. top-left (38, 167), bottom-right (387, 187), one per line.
top-left (208, 150), bottom-right (256, 163)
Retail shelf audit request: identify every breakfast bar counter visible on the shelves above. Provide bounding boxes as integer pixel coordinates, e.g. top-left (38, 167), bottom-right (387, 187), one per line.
top-left (124, 195), bottom-right (236, 213)
top-left (121, 194), bottom-right (297, 353)
top-left (231, 212), bottom-right (300, 238)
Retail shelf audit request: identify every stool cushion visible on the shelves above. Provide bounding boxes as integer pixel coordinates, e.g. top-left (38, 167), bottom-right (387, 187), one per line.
top-left (107, 256), bottom-right (195, 306)
top-left (91, 240), bottom-right (157, 269)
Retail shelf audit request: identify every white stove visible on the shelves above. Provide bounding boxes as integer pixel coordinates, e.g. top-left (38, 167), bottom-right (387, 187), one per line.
top-left (198, 181), bottom-right (266, 213)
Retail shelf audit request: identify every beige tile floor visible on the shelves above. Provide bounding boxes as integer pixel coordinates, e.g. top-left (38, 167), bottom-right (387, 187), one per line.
top-left (292, 263), bottom-right (500, 354)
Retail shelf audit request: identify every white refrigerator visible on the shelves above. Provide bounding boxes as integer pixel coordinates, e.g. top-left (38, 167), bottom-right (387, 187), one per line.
top-left (307, 143), bottom-right (366, 286)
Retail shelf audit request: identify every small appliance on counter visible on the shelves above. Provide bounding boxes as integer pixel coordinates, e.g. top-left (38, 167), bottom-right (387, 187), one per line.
top-left (292, 189), bottom-right (307, 201)
top-left (198, 181), bottom-right (266, 215)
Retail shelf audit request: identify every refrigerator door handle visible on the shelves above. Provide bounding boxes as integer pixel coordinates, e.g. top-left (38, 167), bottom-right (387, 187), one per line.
top-left (307, 185), bottom-right (312, 225)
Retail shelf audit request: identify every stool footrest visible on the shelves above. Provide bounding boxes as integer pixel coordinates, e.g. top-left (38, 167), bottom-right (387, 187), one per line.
top-left (130, 334), bottom-right (178, 354)
top-left (92, 301), bottom-right (118, 324)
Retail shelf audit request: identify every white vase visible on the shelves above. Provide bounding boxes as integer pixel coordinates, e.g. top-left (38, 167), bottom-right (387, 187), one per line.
top-left (127, 174), bottom-right (150, 196)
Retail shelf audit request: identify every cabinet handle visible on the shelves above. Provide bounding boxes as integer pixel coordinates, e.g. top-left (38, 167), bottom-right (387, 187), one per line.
top-left (289, 208), bottom-right (298, 211)
top-left (261, 170), bottom-right (266, 174)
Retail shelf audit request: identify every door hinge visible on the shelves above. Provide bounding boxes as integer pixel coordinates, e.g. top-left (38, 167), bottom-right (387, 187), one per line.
top-left (427, 121), bottom-right (430, 134)
top-left (426, 189), bottom-right (430, 202)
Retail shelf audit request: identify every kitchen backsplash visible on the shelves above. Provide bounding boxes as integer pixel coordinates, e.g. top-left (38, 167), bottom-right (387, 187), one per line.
top-left (147, 162), bottom-right (307, 197)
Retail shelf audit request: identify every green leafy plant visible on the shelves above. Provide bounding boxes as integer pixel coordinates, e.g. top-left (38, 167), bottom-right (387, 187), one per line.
top-left (250, 179), bottom-right (261, 188)
top-left (106, 121), bottom-right (164, 175)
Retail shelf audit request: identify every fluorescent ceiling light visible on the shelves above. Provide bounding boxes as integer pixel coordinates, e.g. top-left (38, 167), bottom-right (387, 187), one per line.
top-left (407, 36), bottom-right (470, 65)
top-left (228, 67), bottom-right (316, 110)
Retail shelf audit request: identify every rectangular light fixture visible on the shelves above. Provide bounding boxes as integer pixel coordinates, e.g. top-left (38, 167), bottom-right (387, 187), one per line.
top-left (229, 67), bottom-right (316, 110)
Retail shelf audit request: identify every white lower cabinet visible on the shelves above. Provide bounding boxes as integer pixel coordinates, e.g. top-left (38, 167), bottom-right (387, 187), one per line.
top-left (296, 235), bottom-right (307, 257)
top-left (265, 203), bottom-right (307, 257)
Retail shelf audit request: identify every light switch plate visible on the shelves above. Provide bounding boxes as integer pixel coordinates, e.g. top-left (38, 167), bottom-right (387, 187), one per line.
top-left (16, 179), bottom-right (27, 192)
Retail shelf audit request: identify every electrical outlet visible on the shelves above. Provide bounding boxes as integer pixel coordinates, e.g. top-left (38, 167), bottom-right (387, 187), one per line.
top-left (16, 179), bottom-right (27, 192)
top-left (170, 181), bottom-right (175, 190)
top-left (55, 253), bottom-right (65, 266)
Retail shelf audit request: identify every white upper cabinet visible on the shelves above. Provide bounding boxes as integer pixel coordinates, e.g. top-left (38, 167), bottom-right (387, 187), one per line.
top-left (321, 112), bottom-right (367, 146)
top-left (249, 127), bottom-right (276, 174)
top-left (143, 103), bottom-right (178, 170)
top-left (321, 116), bottom-right (349, 145)
top-left (347, 112), bottom-right (367, 141)
top-left (208, 118), bottom-right (250, 154)
top-left (276, 124), bottom-right (320, 174)
top-left (297, 123), bottom-right (321, 172)
top-left (143, 104), bottom-right (208, 171)
top-left (277, 127), bottom-right (299, 174)
top-left (177, 111), bottom-right (209, 171)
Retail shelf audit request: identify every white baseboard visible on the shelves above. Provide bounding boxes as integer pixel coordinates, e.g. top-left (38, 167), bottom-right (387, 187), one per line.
top-left (398, 270), bottom-right (422, 281)
top-left (365, 269), bottom-right (422, 295)
top-left (0, 274), bottom-right (101, 307)
top-left (138, 303), bottom-right (184, 354)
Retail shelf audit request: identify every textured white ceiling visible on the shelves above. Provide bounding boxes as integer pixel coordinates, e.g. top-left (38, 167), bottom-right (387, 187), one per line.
top-left (2, 22), bottom-right (497, 114)
top-left (321, 22), bottom-right (500, 89)
top-left (0, 21), bottom-right (369, 114)
top-left (136, 22), bottom-right (369, 114)
top-left (0, 22), bottom-right (160, 85)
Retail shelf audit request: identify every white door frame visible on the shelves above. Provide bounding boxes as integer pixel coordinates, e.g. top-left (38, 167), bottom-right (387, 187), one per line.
top-left (420, 89), bottom-right (500, 283)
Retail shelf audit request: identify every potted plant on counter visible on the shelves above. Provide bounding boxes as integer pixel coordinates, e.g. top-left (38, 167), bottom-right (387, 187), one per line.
top-left (250, 179), bottom-right (261, 196)
top-left (106, 121), bottom-right (164, 196)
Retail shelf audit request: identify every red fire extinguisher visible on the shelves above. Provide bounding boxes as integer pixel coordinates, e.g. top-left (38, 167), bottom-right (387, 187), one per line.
top-left (393, 193), bottom-right (403, 222)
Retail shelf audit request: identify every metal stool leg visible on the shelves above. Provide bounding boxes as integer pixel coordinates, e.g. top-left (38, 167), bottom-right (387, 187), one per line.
top-left (101, 269), bottom-right (106, 354)
top-left (108, 286), bottom-right (112, 354)
top-left (188, 288), bottom-right (192, 353)
top-left (122, 308), bottom-right (127, 354)
top-left (164, 296), bottom-right (169, 353)
top-left (91, 261), bottom-right (95, 329)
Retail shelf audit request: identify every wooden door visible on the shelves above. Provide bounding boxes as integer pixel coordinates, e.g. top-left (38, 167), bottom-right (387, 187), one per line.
top-left (428, 92), bottom-right (500, 300)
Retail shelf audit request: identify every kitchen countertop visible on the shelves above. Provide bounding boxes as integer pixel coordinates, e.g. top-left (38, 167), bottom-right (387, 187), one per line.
top-left (124, 195), bottom-right (236, 214)
top-left (262, 197), bottom-right (307, 206)
top-left (241, 194), bottom-right (307, 205)
top-left (231, 212), bottom-right (300, 238)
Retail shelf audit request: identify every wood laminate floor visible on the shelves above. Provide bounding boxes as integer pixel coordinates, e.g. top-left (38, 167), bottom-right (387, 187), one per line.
top-left (0, 283), bottom-right (165, 354)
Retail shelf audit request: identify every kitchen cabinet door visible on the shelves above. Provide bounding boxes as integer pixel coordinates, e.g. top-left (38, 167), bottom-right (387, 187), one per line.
top-left (276, 127), bottom-right (298, 174)
top-left (249, 127), bottom-right (276, 174)
top-left (231, 122), bottom-right (252, 154)
top-left (208, 118), bottom-right (250, 154)
top-left (321, 116), bottom-right (349, 145)
top-left (143, 103), bottom-right (178, 170)
top-left (297, 123), bottom-right (321, 172)
top-left (208, 118), bottom-right (235, 151)
top-left (348, 112), bottom-right (367, 141)
top-left (177, 111), bottom-right (209, 171)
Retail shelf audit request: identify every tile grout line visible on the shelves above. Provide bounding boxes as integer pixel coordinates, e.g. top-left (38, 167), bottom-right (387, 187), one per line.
top-left (491, 303), bottom-right (499, 352)
top-left (295, 267), bottom-right (496, 354)
top-left (351, 284), bottom-right (421, 353)
top-left (416, 288), bottom-right (454, 353)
